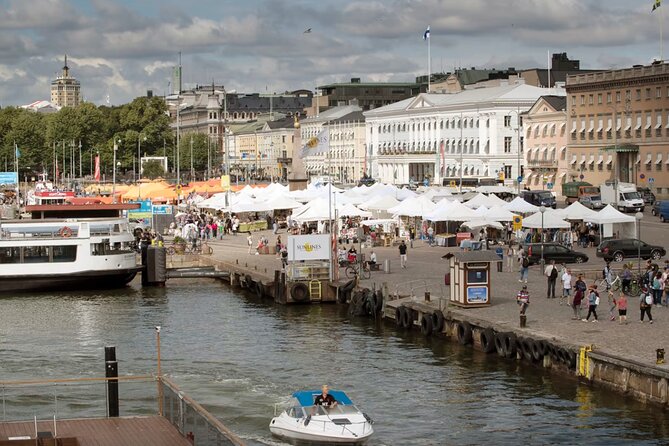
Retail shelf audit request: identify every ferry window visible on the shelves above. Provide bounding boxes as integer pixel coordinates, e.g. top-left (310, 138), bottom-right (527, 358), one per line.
top-left (0, 247), bottom-right (21, 264)
top-left (53, 245), bottom-right (77, 262)
top-left (24, 246), bottom-right (50, 263)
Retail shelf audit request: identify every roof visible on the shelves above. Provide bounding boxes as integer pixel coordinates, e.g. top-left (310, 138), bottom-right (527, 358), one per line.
top-left (318, 81), bottom-right (419, 89)
top-left (293, 390), bottom-right (354, 407)
top-left (442, 251), bottom-right (503, 262)
top-left (325, 110), bottom-right (366, 124)
top-left (0, 416), bottom-right (191, 446)
top-left (265, 117), bottom-right (295, 129)
top-left (540, 95), bottom-right (566, 111)
top-left (302, 105), bottom-right (362, 123)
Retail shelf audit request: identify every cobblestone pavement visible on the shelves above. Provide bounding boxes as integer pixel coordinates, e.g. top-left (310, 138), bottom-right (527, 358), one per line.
top-left (196, 213), bottom-right (669, 367)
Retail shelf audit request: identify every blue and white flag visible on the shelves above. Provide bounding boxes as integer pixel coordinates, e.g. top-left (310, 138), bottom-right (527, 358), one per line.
top-left (423, 25), bottom-right (430, 40)
top-left (300, 128), bottom-right (329, 158)
top-left (14, 144), bottom-right (20, 159)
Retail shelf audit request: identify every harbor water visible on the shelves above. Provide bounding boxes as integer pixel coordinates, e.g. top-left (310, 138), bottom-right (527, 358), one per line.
top-left (1, 280), bottom-right (668, 445)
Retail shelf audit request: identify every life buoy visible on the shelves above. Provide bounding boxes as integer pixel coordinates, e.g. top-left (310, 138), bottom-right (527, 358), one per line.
top-left (456, 321), bottom-right (473, 345)
top-left (290, 282), bottom-right (310, 302)
top-left (480, 328), bottom-right (496, 354)
top-left (494, 332), bottom-right (506, 357)
top-left (59, 227), bottom-right (73, 238)
top-left (503, 333), bottom-right (517, 358)
top-left (431, 310), bottom-right (445, 333)
top-left (420, 314), bottom-right (432, 336)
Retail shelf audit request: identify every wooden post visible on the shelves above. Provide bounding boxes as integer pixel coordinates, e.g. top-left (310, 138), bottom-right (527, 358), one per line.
top-left (156, 326), bottom-right (163, 416)
top-left (520, 315), bottom-right (527, 328)
top-left (104, 346), bottom-right (119, 417)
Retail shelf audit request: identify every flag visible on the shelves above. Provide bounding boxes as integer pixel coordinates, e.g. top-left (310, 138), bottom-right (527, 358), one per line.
top-left (14, 144), bottom-right (20, 159)
top-left (423, 25), bottom-right (430, 40)
top-left (653, 0), bottom-right (661, 11)
top-left (299, 128), bottom-right (329, 158)
top-left (94, 155), bottom-right (101, 182)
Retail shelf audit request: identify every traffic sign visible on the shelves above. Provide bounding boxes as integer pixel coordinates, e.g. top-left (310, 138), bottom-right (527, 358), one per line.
top-left (449, 180), bottom-right (457, 187)
top-left (579, 174), bottom-right (584, 180)
top-left (640, 174), bottom-right (645, 179)
top-left (546, 182), bottom-right (553, 190)
top-left (649, 177), bottom-right (655, 183)
top-left (512, 215), bottom-right (523, 231)
top-left (517, 176), bottom-right (523, 183)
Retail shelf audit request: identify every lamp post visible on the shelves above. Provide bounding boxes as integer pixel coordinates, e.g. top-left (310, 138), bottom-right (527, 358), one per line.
top-left (112, 140), bottom-right (119, 203)
top-left (635, 211), bottom-right (643, 274)
top-left (137, 134), bottom-right (146, 182)
top-left (539, 205), bottom-right (546, 266)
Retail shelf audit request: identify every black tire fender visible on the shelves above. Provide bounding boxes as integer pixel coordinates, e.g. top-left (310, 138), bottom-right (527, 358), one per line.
top-left (420, 314), bottom-right (433, 336)
top-left (529, 339), bottom-right (543, 362)
top-left (401, 307), bottom-right (413, 328)
top-left (431, 310), bottom-right (445, 333)
top-left (374, 290), bottom-right (384, 314)
top-left (395, 307), bottom-right (403, 327)
top-left (518, 338), bottom-right (533, 362)
top-left (341, 279), bottom-right (356, 293)
top-left (255, 281), bottom-right (264, 298)
top-left (456, 321), bottom-right (473, 345)
top-left (364, 295), bottom-right (376, 316)
top-left (480, 328), bottom-right (496, 354)
top-left (290, 282), bottom-right (310, 302)
top-left (503, 333), bottom-right (517, 358)
top-left (558, 348), bottom-right (571, 364)
top-left (566, 350), bottom-right (578, 369)
top-left (494, 332), bottom-right (506, 357)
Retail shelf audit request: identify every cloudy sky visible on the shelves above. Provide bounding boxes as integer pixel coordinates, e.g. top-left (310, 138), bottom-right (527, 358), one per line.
top-left (0, 0), bottom-right (662, 106)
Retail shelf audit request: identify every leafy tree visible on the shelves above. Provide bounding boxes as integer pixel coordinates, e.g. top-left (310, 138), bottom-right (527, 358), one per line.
top-left (142, 159), bottom-right (165, 179)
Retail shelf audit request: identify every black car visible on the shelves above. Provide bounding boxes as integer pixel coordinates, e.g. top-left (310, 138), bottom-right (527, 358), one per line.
top-left (520, 190), bottom-right (557, 209)
top-left (638, 187), bottom-right (656, 205)
top-left (522, 243), bottom-right (588, 265)
top-left (596, 239), bottom-right (666, 262)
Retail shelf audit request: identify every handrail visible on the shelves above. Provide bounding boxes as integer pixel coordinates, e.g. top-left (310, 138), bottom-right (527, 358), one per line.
top-left (0, 375), bottom-right (153, 386)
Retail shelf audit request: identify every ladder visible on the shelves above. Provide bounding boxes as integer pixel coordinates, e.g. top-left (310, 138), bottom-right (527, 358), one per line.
top-left (308, 280), bottom-right (322, 301)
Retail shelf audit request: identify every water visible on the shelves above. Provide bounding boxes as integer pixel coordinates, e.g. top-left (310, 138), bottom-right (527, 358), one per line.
top-left (1, 280), bottom-right (668, 445)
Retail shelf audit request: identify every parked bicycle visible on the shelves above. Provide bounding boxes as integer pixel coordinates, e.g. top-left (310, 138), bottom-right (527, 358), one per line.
top-left (167, 240), bottom-right (213, 256)
top-left (597, 274), bottom-right (641, 297)
top-left (345, 261), bottom-right (371, 280)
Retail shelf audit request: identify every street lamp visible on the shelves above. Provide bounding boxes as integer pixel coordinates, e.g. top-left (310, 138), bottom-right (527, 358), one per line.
top-left (112, 139), bottom-right (120, 203)
top-left (635, 211), bottom-right (643, 274)
top-left (539, 205), bottom-right (546, 266)
top-left (137, 134), bottom-right (146, 182)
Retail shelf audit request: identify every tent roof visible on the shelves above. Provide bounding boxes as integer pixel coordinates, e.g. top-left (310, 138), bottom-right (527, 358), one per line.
top-left (426, 199), bottom-right (478, 221)
top-left (557, 200), bottom-right (599, 221)
top-left (360, 194), bottom-right (401, 211)
top-left (522, 210), bottom-right (571, 229)
top-left (387, 195), bottom-right (436, 217)
top-left (584, 204), bottom-right (637, 224)
top-left (503, 196), bottom-right (540, 213)
top-left (484, 205), bottom-right (519, 221)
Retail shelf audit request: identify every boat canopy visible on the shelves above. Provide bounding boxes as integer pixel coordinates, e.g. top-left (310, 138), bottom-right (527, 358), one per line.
top-left (293, 390), bottom-right (353, 407)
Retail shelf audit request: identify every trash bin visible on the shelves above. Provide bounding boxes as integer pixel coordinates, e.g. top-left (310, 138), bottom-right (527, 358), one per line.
top-left (495, 248), bottom-right (504, 272)
top-left (383, 259), bottom-right (391, 274)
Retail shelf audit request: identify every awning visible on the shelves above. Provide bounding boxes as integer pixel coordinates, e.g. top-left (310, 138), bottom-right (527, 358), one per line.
top-left (596, 155), bottom-right (604, 165)
top-left (655, 120), bottom-right (663, 129)
top-left (645, 154), bottom-right (653, 164)
top-left (625, 121), bottom-right (632, 131)
top-left (570, 155), bottom-right (578, 165)
top-left (560, 146), bottom-right (567, 155)
top-left (546, 174), bottom-right (555, 183)
top-left (580, 155), bottom-right (587, 164)
top-left (601, 143), bottom-right (639, 153)
top-left (656, 153), bottom-right (663, 164)
top-left (636, 154), bottom-right (641, 164)
top-left (571, 126), bottom-right (578, 134)
top-left (560, 122), bottom-right (566, 132)
top-left (588, 155), bottom-right (595, 165)
top-left (526, 173), bottom-right (535, 181)
top-left (605, 121), bottom-right (612, 132)
top-left (635, 121), bottom-right (642, 130)
top-left (606, 155), bottom-right (613, 165)
top-left (587, 124), bottom-right (594, 133)
top-left (550, 123), bottom-right (556, 134)
top-left (596, 123), bottom-right (603, 133)
top-left (645, 121), bottom-right (652, 130)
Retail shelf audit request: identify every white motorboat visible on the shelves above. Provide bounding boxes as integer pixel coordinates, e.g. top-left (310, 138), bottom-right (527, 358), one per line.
top-left (270, 390), bottom-right (374, 444)
top-left (0, 217), bottom-right (140, 293)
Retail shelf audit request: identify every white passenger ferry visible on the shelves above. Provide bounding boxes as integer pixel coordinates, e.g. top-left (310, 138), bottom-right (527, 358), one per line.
top-left (0, 217), bottom-right (140, 293)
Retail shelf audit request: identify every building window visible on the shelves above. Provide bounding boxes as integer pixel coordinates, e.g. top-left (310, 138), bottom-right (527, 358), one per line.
top-left (597, 94), bottom-right (602, 104)
top-left (626, 90), bottom-right (631, 101)
top-left (504, 115), bottom-right (512, 127)
top-left (657, 161), bottom-right (663, 172)
top-left (504, 136), bottom-right (512, 153)
top-left (588, 94), bottom-right (594, 105)
top-left (580, 95), bottom-right (585, 105)
top-left (606, 92), bottom-right (612, 103)
top-left (646, 88), bottom-right (652, 100)
top-left (636, 89), bottom-right (642, 100)
top-left (657, 87), bottom-right (662, 98)
top-left (571, 95), bottom-right (576, 107)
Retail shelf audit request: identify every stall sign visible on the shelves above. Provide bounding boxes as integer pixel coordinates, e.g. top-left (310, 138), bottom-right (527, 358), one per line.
top-left (467, 286), bottom-right (489, 304)
top-left (288, 234), bottom-right (331, 261)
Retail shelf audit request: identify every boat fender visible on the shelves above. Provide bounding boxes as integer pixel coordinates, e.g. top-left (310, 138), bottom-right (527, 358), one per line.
top-left (537, 340), bottom-right (549, 357)
top-left (255, 281), bottom-right (264, 298)
top-left (420, 314), bottom-right (433, 336)
top-left (401, 306), bottom-right (413, 328)
top-left (395, 307), bottom-right (404, 327)
top-left (431, 310), bottom-right (445, 333)
top-left (456, 321), bottom-right (473, 345)
top-left (566, 350), bottom-right (577, 369)
top-left (559, 348), bottom-right (572, 365)
top-left (494, 332), bottom-right (506, 357)
top-left (337, 289), bottom-right (348, 304)
top-left (529, 339), bottom-right (543, 362)
top-left (519, 338), bottom-right (534, 362)
top-left (503, 333), bottom-right (517, 358)
top-left (374, 290), bottom-right (384, 314)
top-left (480, 328), bottom-right (496, 354)
top-left (364, 295), bottom-right (376, 316)
top-left (341, 279), bottom-right (356, 293)
top-left (290, 282), bottom-right (310, 302)
top-left (59, 227), bottom-right (73, 238)
top-left (244, 274), bottom-right (253, 289)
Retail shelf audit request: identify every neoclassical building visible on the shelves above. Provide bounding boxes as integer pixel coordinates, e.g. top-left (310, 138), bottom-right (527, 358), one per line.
top-left (364, 82), bottom-right (565, 186)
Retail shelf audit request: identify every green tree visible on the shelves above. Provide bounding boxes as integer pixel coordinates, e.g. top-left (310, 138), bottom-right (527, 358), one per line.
top-left (2, 109), bottom-right (46, 174)
top-left (178, 133), bottom-right (211, 180)
top-left (142, 159), bottom-right (166, 179)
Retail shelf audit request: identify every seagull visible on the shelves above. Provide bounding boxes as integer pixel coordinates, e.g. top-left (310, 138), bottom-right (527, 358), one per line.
top-left (303, 28), bottom-right (312, 33)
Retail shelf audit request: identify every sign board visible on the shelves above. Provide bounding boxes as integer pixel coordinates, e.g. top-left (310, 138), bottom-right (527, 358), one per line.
top-left (640, 174), bottom-right (646, 179)
top-left (546, 182), bottom-right (553, 190)
top-left (175, 184), bottom-right (183, 195)
top-left (288, 234), bottom-right (331, 262)
top-left (579, 174), bottom-right (584, 180)
top-left (449, 180), bottom-right (457, 187)
top-left (512, 215), bottom-right (523, 231)
top-left (649, 178), bottom-right (655, 183)
top-left (152, 204), bottom-right (173, 215)
top-left (0, 172), bottom-right (18, 185)
top-left (128, 200), bottom-right (152, 219)
top-left (220, 175), bottom-right (231, 191)
top-left (466, 286), bottom-right (489, 304)
top-left (517, 176), bottom-right (523, 183)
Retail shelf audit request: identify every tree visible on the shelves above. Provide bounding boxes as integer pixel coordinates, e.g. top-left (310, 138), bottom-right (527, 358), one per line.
top-left (142, 159), bottom-right (165, 179)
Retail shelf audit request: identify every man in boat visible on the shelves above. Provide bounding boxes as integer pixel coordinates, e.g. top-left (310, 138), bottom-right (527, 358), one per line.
top-left (314, 385), bottom-right (337, 408)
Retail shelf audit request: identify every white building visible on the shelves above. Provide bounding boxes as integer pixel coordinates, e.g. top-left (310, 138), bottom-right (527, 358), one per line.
top-left (364, 81), bottom-right (565, 186)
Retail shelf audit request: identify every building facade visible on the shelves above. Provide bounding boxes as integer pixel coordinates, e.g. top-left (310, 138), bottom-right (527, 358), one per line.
top-left (522, 96), bottom-right (569, 196)
top-left (365, 82), bottom-right (564, 186)
top-left (566, 62), bottom-right (669, 198)
top-left (50, 55), bottom-right (81, 108)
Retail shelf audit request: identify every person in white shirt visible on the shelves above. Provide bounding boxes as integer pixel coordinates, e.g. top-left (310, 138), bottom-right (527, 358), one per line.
top-left (544, 260), bottom-right (558, 299)
top-left (561, 268), bottom-right (573, 306)
top-left (369, 251), bottom-right (377, 265)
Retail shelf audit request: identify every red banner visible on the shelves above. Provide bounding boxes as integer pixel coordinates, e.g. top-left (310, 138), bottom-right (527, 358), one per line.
top-left (94, 155), bottom-right (101, 182)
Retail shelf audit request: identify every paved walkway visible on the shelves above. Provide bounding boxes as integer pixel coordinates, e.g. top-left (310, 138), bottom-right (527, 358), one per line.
top-left (192, 226), bottom-right (669, 368)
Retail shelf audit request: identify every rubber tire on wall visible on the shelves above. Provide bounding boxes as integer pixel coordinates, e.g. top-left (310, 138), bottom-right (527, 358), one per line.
top-left (529, 339), bottom-right (543, 362)
top-left (566, 350), bottom-right (577, 369)
top-left (503, 333), bottom-right (517, 358)
top-left (290, 282), bottom-right (310, 302)
top-left (255, 281), bottom-right (264, 298)
top-left (401, 307), bottom-right (413, 328)
top-left (494, 332), bottom-right (506, 357)
top-left (395, 307), bottom-right (404, 327)
top-left (456, 321), bottom-right (473, 345)
top-left (431, 310), bottom-right (445, 333)
top-left (374, 290), bottom-right (384, 314)
top-left (480, 328), bottom-right (496, 354)
top-left (244, 275), bottom-right (253, 290)
top-left (420, 314), bottom-right (433, 336)
top-left (364, 295), bottom-right (376, 316)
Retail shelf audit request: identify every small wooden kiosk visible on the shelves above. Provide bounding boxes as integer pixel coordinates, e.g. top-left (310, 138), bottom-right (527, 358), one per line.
top-left (442, 251), bottom-right (502, 308)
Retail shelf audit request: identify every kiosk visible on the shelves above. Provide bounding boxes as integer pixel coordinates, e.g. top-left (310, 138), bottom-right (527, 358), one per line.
top-left (442, 251), bottom-right (502, 308)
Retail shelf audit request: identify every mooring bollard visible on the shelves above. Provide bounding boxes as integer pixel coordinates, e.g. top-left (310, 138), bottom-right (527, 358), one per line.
top-left (520, 314), bottom-right (527, 328)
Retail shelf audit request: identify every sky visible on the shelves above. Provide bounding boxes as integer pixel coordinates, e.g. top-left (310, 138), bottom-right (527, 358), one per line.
top-left (0, 0), bottom-right (664, 106)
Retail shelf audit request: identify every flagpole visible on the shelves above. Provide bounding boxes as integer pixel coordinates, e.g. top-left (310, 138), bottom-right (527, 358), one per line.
top-left (427, 26), bottom-right (431, 93)
top-left (14, 141), bottom-right (18, 200)
top-left (661, 4), bottom-right (664, 61)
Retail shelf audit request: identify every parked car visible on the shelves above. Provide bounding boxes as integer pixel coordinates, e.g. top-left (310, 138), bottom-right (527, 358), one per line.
top-left (638, 187), bottom-right (656, 205)
top-left (520, 190), bottom-right (556, 208)
top-left (596, 239), bottom-right (666, 262)
top-left (657, 201), bottom-right (669, 222)
top-left (578, 194), bottom-right (605, 210)
top-left (522, 243), bottom-right (588, 265)
top-left (651, 200), bottom-right (662, 216)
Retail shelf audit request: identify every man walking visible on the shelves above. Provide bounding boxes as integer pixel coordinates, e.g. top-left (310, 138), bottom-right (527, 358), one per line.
top-left (399, 240), bottom-right (408, 269)
top-left (544, 260), bottom-right (558, 299)
top-left (561, 267), bottom-right (572, 306)
top-left (519, 253), bottom-right (529, 283)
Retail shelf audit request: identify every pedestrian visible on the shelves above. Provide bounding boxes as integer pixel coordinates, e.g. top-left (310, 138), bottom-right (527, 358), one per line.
top-left (280, 246), bottom-right (288, 269)
top-left (505, 242), bottom-right (514, 273)
top-left (427, 226), bottom-right (434, 246)
top-left (617, 293), bottom-right (628, 324)
top-left (275, 236), bottom-right (282, 258)
top-left (640, 286), bottom-right (654, 324)
top-left (608, 289), bottom-right (617, 321)
top-left (545, 260), bottom-right (558, 298)
top-left (602, 261), bottom-right (614, 293)
top-left (621, 263), bottom-right (632, 294)
top-left (518, 253), bottom-right (529, 283)
top-left (663, 266), bottom-right (669, 306)
top-left (517, 284), bottom-right (530, 315)
top-left (572, 286), bottom-right (583, 320)
top-left (583, 284), bottom-right (599, 322)
top-left (399, 240), bottom-right (408, 268)
top-left (516, 245), bottom-right (525, 270)
top-left (247, 233), bottom-right (253, 254)
top-left (409, 226), bottom-right (415, 248)
top-left (561, 268), bottom-right (572, 306)
top-left (652, 271), bottom-right (663, 306)
top-left (272, 219), bottom-right (278, 235)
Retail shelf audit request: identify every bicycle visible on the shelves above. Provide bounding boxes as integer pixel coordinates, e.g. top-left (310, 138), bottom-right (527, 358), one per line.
top-left (345, 261), bottom-right (371, 280)
top-left (598, 274), bottom-right (641, 297)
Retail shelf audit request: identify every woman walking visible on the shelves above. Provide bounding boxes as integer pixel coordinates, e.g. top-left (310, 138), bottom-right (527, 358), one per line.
top-left (583, 284), bottom-right (599, 322)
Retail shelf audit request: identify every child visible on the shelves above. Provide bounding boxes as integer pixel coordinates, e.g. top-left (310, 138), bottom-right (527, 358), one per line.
top-left (516, 284), bottom-right (530, 315)
top-left (617, 293), bottom-right (628, 324)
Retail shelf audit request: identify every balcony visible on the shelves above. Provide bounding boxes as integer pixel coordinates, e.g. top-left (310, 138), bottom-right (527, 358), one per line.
top-left (527, 159), bottom-right (557, 168)
top-left (277, 157), bottom-right (292, 164)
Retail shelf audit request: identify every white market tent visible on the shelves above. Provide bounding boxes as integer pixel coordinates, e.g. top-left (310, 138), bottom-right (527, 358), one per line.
top-left (475, 185), bottom-right (516, 194)
top-left (360, 194), bottom-right (401, 211)
top-left (260, 195), bottom-right (303, 210)
top-left (474, 205), bottom-right (489, 216)
top-left (361, 218), bottom-right (397, 226)
top-left (462, 219), bottom-right (504, 230)
top-left (503, 196), bottom-right (540, 213)
top-left (426, 200), bottom-right (478, 222)
top-left (197, 192), bottom-right (227, 209)
top-left (464, 193), bottom-right (492, 209)
top-left (485, 193), bottom-right (509, 208)
top-left (557, 201), bottom-right (599, 221)
top-left (387, 196), bottom-right (436, 217)
top-left (521, 210), bottom-right (571, 229)
top-left (584, 204), bottom-right (637, 238)
top-left (484, 205), bottom-right (518, 222)
top-left (338, 202), bottom-right (372, 218)
top-left (292, 198), bottom-right (336, 222)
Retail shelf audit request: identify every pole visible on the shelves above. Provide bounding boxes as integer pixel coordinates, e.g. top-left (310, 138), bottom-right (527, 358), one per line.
top-left (427, 25), bottom-right (431, 93)
top-left (176, 97), bottom-right (181, 187)
top-left (459, 111), bottom-right (463, 193)
top-left (155, 326), bottom-right (163, 417)
top-left (78, 140), bottom-right (82, 180)
top-left (517, 106), bottom-right (521, 194)
top-left (224, 91), bottom-right (230, 208)
top-left (190, 136), bottom-right (194, 180)
top-left (547, 49), bottom-right (551, 87)
top-left (137, 135), bottom-right (142, 183)
top-left (112, 141), bottom-right (118, 203)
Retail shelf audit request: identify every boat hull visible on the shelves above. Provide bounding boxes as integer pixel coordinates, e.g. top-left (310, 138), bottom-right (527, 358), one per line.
top-left (270, 426), bottom-right (372, 444)
top-left (0, 268), bottom-right (141, 293)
